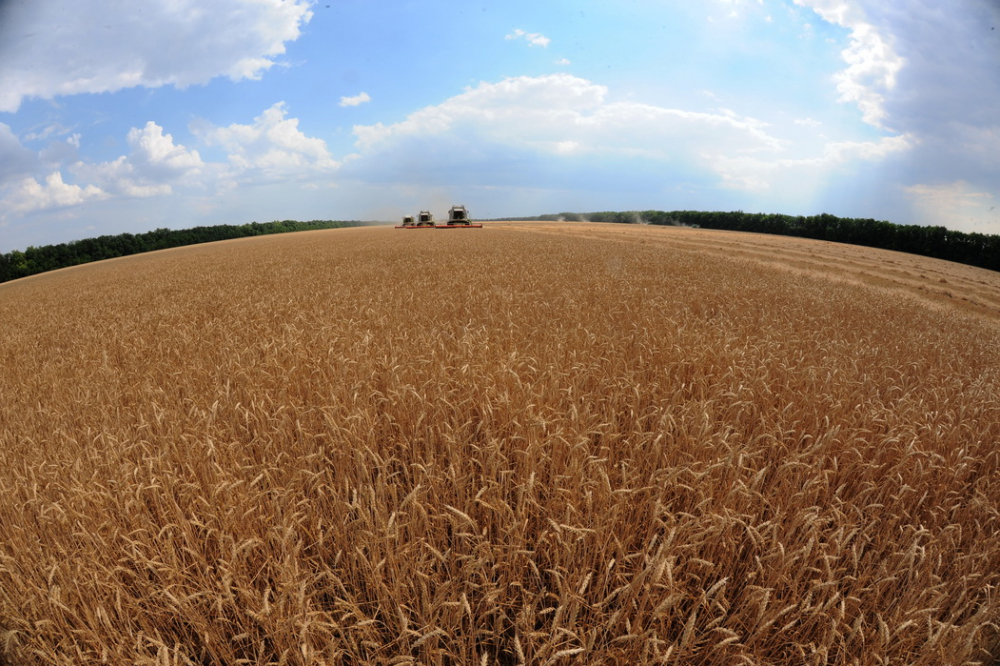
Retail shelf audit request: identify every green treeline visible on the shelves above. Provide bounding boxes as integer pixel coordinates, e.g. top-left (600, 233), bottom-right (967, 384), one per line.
top-left (0, 220), bottom-right (359, 284)
top-left (527, 211), bottom-right (1000, 272)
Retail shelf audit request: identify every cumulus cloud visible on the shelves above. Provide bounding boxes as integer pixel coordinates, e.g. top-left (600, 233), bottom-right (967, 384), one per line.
top-left (3, 172), bottom-right (108, 216)
top-left (505, 29), bottom-right (551, 47)
top-left (794, 0), bottom-right (904, 128)
top-left (339, 92), bottom-right (372, 107)
top-left (194, 102), bottom-right (337, 177)
top-left (352, 75), bottom-right (607, 153)
top-left (71, 122), bottom-right (204, 197)
top-left (1, 103), bottom-right (339, 229)
top-left (127, 122), bottom-right (204, 180)
top-left (354, 74), bottom-right (786, 159)
top-left (0, 0), bottom-right (313, 113)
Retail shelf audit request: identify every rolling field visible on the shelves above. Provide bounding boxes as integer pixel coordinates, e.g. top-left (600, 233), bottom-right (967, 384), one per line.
top-left (1, 221), bottom-right (1000, 665)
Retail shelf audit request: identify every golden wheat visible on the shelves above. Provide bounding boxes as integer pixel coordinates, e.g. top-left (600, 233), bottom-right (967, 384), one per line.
top-left (0, 223), bottom-right (999, 665)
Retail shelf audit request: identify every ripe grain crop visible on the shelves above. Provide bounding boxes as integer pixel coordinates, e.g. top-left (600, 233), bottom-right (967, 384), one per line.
top-left (1, 223), bottom-right (1000, 665)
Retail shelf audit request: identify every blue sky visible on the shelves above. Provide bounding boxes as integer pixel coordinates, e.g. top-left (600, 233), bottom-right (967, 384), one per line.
top-left (0, 0), bottom-right (998, 252)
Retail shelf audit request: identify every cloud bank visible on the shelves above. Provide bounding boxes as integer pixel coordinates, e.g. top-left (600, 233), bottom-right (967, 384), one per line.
top-left (346, 73), bottom-right (907, 203)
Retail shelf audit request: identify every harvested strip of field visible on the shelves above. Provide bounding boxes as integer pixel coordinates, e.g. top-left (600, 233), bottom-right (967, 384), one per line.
top-left (1, 223), bottom-right (999, 665)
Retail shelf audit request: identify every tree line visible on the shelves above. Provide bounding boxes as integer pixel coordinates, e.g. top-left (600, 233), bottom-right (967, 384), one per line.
top-left (0, 220), bottom-right (359, 284)
top-left (516, 211), bottom-right (1000, 273)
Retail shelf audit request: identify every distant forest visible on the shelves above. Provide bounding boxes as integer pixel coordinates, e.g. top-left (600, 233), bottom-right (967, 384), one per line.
top-left (0, 220), bottom-right (360, 284)
top-left (498, 211), bottom-right (1000, 273)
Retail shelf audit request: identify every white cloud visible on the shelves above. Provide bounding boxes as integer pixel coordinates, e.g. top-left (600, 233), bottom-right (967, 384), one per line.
top-left (353, 75), bottom-right (607, 151)
top-left (797, 0), bottom-right (863, 25)
top-left (339, 92), bottom-right (372, 107)
top-left (711, 133), bottom-right (913, 191)
top-left (555, 140), bottom-right (580, 155)
top-left (793, 0), bottom-right (904, 128)
top-left (127, 122), bottom-right (204, 179)
top-left (771, 134), bottom-right (914, 170)
top-left (794, 117), bottom-right (822, 127)
top-left (343, 73), bottom-right (918, 210)
top-left (420, 75), bottom-right (778, 153)
top-left (75, 157), bottom-right (174, 198)
top-left (71, 121), bottom-right (203, 198)
top-left (905, 182), bottom-right (998, 234)
top-left (820, 133), bottom-right (913, 162)
top-left (195, 102), bottom-right (338, 176)
top-left (1, 103), bottom-right (338, 230)
top-left (3, 172), bottom-right (108, 215)
top-left (23, 123), bottom-right (74, 143)
top-left (505, 29), bottom-right (551, 47)
top-left (348, 74), bottom-right (802, 190)
top-left (836, 23), bottom-right (904, 127)
top-left (0, 0), bottom-right (313, 113)
top-left (555, 58), bottom-right (572, 66)
top-left (712, 160), bottom-right (773, 191)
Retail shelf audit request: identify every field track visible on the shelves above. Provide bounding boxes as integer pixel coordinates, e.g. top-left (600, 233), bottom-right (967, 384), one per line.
top-left (1, 221), bottom-right (1000, 665)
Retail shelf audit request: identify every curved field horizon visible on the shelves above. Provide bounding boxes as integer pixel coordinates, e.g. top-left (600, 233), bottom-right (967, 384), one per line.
top-left (1, 222), bottom-right (999, 665)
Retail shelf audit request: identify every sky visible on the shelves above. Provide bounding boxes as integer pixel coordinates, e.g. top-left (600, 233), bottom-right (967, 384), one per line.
top-left (0, 0), bottom-right (998, 252)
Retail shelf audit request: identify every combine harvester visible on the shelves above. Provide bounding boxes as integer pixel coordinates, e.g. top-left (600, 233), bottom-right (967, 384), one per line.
top-left (436, 205), bottom-right (482, 229)
top-left (396, 212), bottom-right (436, 229)
top-left (395, 206), bottom-right (482, 229)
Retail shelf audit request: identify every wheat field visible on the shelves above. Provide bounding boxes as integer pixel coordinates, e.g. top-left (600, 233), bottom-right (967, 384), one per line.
top-left (1, 222), bottom-right (1000, 665)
